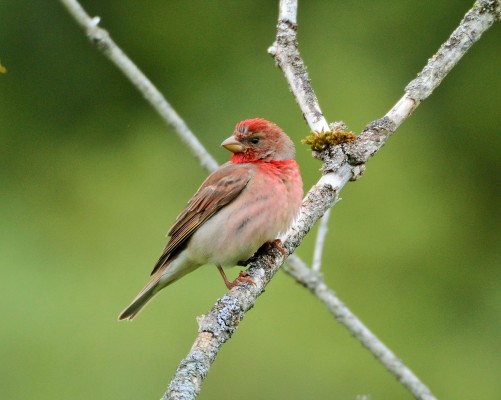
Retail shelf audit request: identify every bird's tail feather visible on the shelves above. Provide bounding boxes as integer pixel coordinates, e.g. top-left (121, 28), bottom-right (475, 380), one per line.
top-left (118, 282), bottom-right (158, 321)
top-left (118, 264), bottom-right (175, 321)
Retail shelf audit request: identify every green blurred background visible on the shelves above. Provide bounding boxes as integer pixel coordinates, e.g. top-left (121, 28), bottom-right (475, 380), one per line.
top-left (1, 1), bottom-right (499, 399)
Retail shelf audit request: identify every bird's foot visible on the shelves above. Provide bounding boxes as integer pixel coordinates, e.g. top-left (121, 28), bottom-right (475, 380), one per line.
top-left (269, 239), bottom-right (286, 257)
top-left (236, 240), bottom-right (287, 271)
top-left (217, 266), bottom-right (255, 289)
top-left (228, 271), bottom-right (256, 289)
top-left (253, 239), bottom-right (287, 268)
top-left (257, 239), bottom-right (287, 257)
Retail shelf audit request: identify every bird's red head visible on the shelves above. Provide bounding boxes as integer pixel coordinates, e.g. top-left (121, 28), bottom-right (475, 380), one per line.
top-left (221, 118), bottom-right (295, 163)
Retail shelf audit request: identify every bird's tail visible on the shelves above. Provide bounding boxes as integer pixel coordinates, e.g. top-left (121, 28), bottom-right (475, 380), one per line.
top-left (118, 261), bottom-right (176, 321)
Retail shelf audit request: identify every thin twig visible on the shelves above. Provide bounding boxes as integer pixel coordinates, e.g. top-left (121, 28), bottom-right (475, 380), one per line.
top-left (268, 0), bottom-right (335, 272)
top-left (165, 1), bottom-right (499, 399)
top-left (312, 208), bottom-right (331, 272)
top-left (268, 0), bottom-right (329, 133)
top-left (58, 0), bottom-right (218, 174)
top-left (285, 254), bottom-right (437, 400)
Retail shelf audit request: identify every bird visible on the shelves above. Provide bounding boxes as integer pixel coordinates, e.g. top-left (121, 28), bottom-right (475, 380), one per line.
top-left (118, 118), bottom-right (303, 320)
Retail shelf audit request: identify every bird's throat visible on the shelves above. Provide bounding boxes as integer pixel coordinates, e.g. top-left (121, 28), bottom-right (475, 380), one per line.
top-left (229, 151), bottom-right (258, 164)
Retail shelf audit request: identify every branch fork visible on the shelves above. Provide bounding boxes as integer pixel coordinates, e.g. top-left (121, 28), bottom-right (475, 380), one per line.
top-left (59, 0), bottom-right (500, 399)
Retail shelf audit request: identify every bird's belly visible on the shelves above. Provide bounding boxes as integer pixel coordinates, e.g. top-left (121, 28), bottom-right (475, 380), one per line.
top-left (186, 188), bottom-right (292, 268)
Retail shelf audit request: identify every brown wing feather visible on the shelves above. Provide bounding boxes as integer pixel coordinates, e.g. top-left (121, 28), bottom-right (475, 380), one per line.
top-left (150, 163), bottom-right (252, 275)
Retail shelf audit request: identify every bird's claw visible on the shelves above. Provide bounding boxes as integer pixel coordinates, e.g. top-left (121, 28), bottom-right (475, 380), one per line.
top-left (227, 271), bottom-right (256, 289)
top-left (269, 239), bottom-right (286, 257)
top-left (218, 265), bottom-right (255, 289)
top-left (257, 239), bottom-right (287, 257)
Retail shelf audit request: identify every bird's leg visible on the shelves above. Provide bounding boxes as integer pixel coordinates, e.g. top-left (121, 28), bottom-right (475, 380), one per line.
top-left (217, 265), bottom-right (255, 289)
top-left (217, 265), bottom-right (233, 289)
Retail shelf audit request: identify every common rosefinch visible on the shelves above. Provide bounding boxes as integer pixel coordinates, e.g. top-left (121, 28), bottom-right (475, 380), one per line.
top-left (118, 118), bottom-right (303, 320)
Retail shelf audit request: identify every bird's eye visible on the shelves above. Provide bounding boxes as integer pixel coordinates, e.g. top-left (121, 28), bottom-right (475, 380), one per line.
top-left (250, 137), bottom-right (260, 144)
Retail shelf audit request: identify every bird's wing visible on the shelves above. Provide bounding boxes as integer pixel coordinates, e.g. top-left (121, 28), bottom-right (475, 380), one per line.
top-left (150, 163), bottom-right (252, 275)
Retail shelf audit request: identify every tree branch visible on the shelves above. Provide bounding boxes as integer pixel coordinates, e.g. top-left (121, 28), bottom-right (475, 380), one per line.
top-left (346, 0), bottom-right (500, 166)
top-left (58, 0), bottom-right (218, 174)
top-left (312, 208), bottom-right (331, 272)
top-left (268, 0), bottom-right (329, 132)
top-left (285, 254), bottom-right (437, 400)
top-left (59, 0), bottom-right (499, 398)
top-left (165, 171), bottom-right (344, 400)
top-left (165, 1), bottom-right (499, 399)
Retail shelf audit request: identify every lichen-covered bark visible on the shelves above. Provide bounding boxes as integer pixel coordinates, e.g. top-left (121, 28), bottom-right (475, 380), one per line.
top-left (164, 1), bottom-right (499, 399)
top-left (58, 0), bottom-right (500, 399)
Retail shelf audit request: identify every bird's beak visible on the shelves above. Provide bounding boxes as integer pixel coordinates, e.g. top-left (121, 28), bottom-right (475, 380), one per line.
top-left (221, 136), bottom-right (244, 153)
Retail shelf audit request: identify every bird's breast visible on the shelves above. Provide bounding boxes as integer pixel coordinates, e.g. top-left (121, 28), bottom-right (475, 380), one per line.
top-left (186, 160), bottom-right (303, 268)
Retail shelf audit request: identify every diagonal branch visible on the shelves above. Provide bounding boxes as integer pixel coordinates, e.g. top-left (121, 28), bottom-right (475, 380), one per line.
top-left (59, 0), bottom-right (499, 399)
top-left (164, 170), bottom-right (344, 400)
top-left (268, 0), bottom-right (329, 132)
top-left (58, 0), bottom-right (218, 174)
top-left (346, 0), bottom-right (500, 165)
top-left (285, 254), bottom-right (436, 400)
top-left (165, 1), bottom-right (499, 399)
